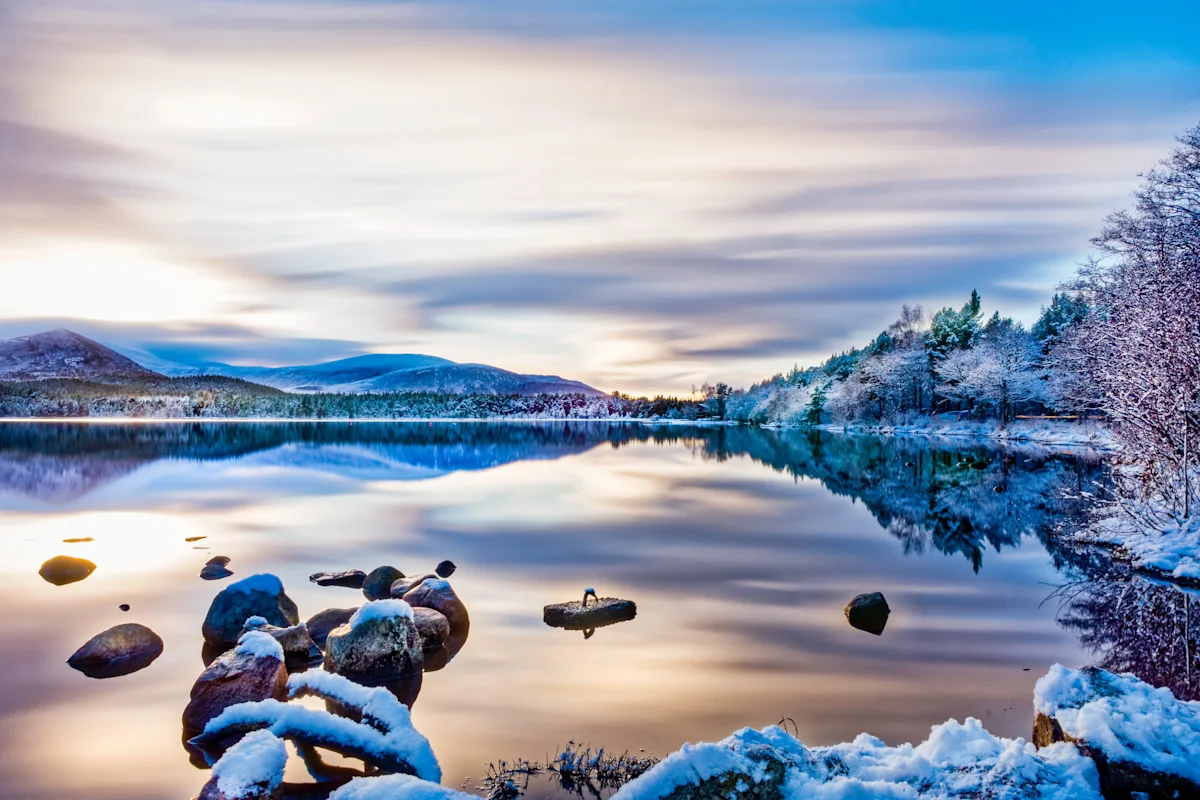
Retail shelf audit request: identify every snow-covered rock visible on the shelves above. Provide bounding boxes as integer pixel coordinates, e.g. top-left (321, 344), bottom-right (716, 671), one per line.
top-left (239, 617), bottom-right (321, 666)
top-left (202, 574), bottom-right (300, 648)
top-left (183, 631), bottom-right (288, 731)
top-left (401, 579), bottom-right (470, 635)
top-left (324, 600), bottom-right (424, 682)
top-left (1033, 664), bottom-right (1200, 798)
top-left (66, 622), bottom-right (163, 678)
top-left (327, 774), bottom-right (475, 799)
top-left (614, 720), bottom-right (1100, 800)
top-left (1076, 512), bottom-right (1200, 586)
top-left (195, 730), bottom-right (287, 800)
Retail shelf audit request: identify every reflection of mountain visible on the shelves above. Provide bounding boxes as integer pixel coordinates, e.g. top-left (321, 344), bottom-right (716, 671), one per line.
top-left (0, 423), bottom-right (1107, 566)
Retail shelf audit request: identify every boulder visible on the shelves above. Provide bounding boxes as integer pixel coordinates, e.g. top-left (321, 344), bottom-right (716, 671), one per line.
top-left (182, 631), bottom-right (288, 732)
top-left (363, 566), bottom-right (406, 601)
top-left (306, 607), bottom-right (358, 650)
top-left (544, 597), bottom-right (636, 630)
top-left (195, 729), bottom-right (287, 800)
top-left (324, 600), bottom-right (423, 683)
top-left (310, 569), bottom-right (367, 589)
top-left (38, 555), bottom-right (96, 586)
top-left (201, 574), bottom-right (299, 648)
top-left (411, 607), bottom-right (450, 651)
top-left (844, 592), bottom-right (889, 635)
top-left (401, 579), bottom-right (469, 634)
top-left (239, 617), bottom-right (321, 666)
top-left (67, 623), bottom-right (164, 678)
top-left (1033, 664), bottom-right (1200, 799)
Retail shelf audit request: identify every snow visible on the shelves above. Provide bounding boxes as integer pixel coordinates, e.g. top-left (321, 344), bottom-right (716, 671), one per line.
top-left (614, 720), bottom-right (1100, 800)
top-left (211, 730), bottom-right (288, 799)
top-left (813, 418), bottom-right (1114, 451)
top-left (1034, 664), bottom-right (1200, 783)
top-left (234, 630), bottom-right (284, 661)
top-left (327, 774), bottom-right (475, 799)
top-left (349, 599), bottom-right (414, 628)
top-left (413, 578), bottom-right (450, 592)
top-left (225, 573), bottom-right (285, 595)
top-left (1077, 512), bottom-right (1200, 583)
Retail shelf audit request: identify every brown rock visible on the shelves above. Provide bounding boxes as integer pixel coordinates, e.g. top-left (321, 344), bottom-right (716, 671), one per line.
top-left (182, 632), bottom-right (287, 732)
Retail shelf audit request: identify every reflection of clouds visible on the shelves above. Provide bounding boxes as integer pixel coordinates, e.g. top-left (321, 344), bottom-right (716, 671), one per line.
top-left (2, 1), bottom-right (1192, 390)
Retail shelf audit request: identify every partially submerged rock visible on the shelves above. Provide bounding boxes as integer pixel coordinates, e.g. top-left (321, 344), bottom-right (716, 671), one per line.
top-left (326, 775), bottom-right (474, 799)
top-left (361, 566), bottom-right (405, 600)
top-left (844, 591), bottom-right (890, 635)
top-left (202, 574), bottom-right (299, 648)
top-left (306, 607), bottom-right (358, 650)
top-left (402, 578), bottom-right (469, 635)
top-left (67, 623), bottom-right (163, 678)
top-left (544, 595), bottom-right (636, 630)
top-left (200, 563), bottom-right (234, 581)
top-left (324, 600), bottom-right (424, 683)
top-left (195, 729), bottom-right (287, 800)
top-left (388, 560), bottom-right (459, 599)
top-left (310, 569), bottom-right (367, 589)
top-left (240, 617), bottom-right (321, 667)
top-left (1033, 664), bottom-right (1200, 799)
top-left (38, 555), bottom-right (96, 586)
top-left (183, 631), bottom-right (288, 732)
top-left (411, 607), bottom-right (450, 652)
top-left (613, 719), bottom-right (1099, 799)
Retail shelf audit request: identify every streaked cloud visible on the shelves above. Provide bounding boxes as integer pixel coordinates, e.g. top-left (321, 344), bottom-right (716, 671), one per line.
top-left (1, 0), bottom-right (1197, 392)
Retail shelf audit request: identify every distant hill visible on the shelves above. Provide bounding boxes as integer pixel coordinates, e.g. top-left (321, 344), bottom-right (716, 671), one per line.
top-left (0, 329), bottom-right (163, 382)
top-left (151, 352), bottom-right (604, 396)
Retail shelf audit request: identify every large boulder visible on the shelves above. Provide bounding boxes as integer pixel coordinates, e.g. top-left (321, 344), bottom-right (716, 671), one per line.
top-left (239, 617), bottom-right (321, 667)
top-left (183, 631), bottom-right (288, 731)
top-left (1033, 664), bottom-right (1200, 799)
top-left (67, 623), bottom-right (164, 678)
top-left (306, 607), bottom-right (358, 650)
top-left (401, 579), bottom-right (469, 634)
top-left (38, 555), bottom-right (96, 586)
top-left (363, 566), bottom-right (406, 601)
top-left (844, 591), bottom-right (890, 635)
top-left (324, 600), bottom-right (423, 683)
top-left (411, 607), bottom-right (450, 651)
top-left (202, 574), bottom-right (299, 648)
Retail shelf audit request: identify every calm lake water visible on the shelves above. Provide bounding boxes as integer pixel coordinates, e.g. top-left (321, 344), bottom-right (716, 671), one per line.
top-left (0, 421), bottom-right (1154, 799)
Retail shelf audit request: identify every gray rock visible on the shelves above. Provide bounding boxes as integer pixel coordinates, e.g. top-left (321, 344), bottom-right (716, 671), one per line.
top-left (201, 574), bottom-right (299, 648)
top-left (182, 632), bottom-right (288, 731)
top-left (324, 602), bottom-right (423, 683)
top-left (67, 623), bottom-right (163, 678)
top-left (435, 560), bottom-right (456, 578)
top-left (844, 592), bottom-right (889, 635)
top-left (411, 607), bottom-right (450, 651)
top-left (306, 607), bottom-right (358, 650)
top-left (38, 555), bottom-right (96, 586)
top-left (543, 597), bottom-right (637, 630)
top-left (206, 556), bottom-right (231, 567)
top-left (363, 566), bottom-right (406, 600)
top-left (240, 617), bottom-right (321, 665)
top-left (402, 578), bottom-right (470, 635)
top-left (200, 564), bottom-right (234, 581)
top-left (310, 569), bottom-right (367, 589)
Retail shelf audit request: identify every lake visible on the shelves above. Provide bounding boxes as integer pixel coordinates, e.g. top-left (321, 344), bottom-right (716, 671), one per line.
top-left (0, 420), bottom-right (1163, 799)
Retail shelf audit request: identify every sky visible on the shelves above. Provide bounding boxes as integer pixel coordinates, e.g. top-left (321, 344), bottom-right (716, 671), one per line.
top-left (1, 0), bottom-right (1198, 394)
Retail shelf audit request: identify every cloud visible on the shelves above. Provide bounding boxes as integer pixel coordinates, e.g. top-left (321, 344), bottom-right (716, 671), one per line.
top-left (0, 0), bottom-right (1196, 391)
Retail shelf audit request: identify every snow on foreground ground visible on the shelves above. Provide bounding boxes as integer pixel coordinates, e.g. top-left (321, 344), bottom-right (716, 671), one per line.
top-left (197, 664), bottom-right (1200, 799)
top-left (815, 418), bottom-right (1114, 450)
top-left (1075, 509), bottom-right (1200, 584)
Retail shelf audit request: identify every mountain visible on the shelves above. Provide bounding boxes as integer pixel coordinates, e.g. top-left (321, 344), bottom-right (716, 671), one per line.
top-left (0, 329), bottom-right (162, 382)
top-left (140, 347), bottom-right (603, 395)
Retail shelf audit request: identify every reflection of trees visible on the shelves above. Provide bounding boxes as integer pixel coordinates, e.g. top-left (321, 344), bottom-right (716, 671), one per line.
top-left (0, 422), bottom-right (1105, 570)
top-left (1057, 573), bottom-right (1198, 701)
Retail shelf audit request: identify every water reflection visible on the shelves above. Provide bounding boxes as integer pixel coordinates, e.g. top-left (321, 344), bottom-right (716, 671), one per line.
top-left (0, 421), bottom-right (1127, 800)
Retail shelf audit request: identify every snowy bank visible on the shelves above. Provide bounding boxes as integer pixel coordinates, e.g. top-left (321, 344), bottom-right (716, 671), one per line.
top-left (1074, 510), bottom-right (1200, 586)
top-left (811, 417), bottom-right (1114, 451)
top-left (612, 720), bottom-right (1099, 800)
top-left (1034, 664), bottom-right (1200, 797)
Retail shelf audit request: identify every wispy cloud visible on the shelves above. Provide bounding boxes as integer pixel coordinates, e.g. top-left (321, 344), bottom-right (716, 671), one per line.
top-left (0, 0), bottom-right (1197, 391)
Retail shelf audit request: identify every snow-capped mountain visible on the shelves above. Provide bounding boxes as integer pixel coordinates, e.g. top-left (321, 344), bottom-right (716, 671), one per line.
top-left (0, 329), bottom-right (162, 382)
top-left (148, 352), bottom-right (603, 395)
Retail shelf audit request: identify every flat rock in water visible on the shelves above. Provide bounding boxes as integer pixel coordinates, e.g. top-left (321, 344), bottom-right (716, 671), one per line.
top-left (310, 569), bottom-right (367, 589)
top-left (543, 598), bottom-right (637, 630)
top-left (362, 566), bottom-right (406, 600)
top-left (206, 556), bottom-right (231, 567)
top-left (306, 607), bottom-right (358, 649)
top-left (844, 591), bottom-right (890, 635)
top-left (67, 623), bottom-right (163, 678)
top-left (200, 564), bottom-right (234, 581)
top-left (62, 537), bottom-right (93, 543)
top-left (202, 574), bottom-right (299, 648)
top-left (39, 555), bottom-right (96, 586)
